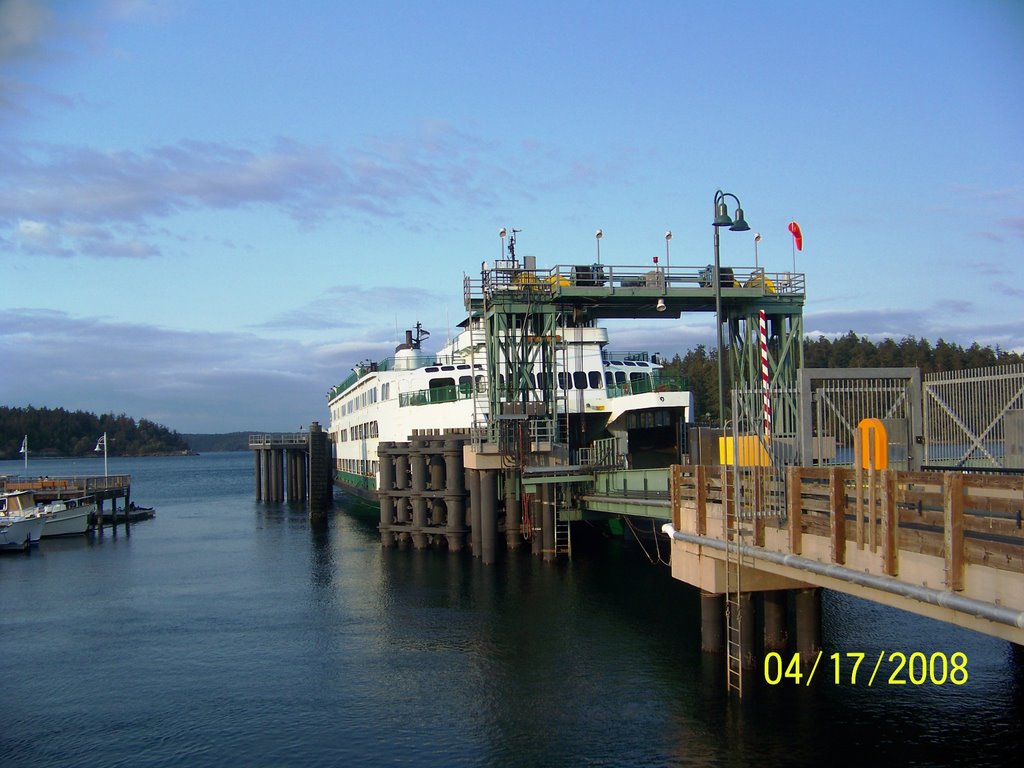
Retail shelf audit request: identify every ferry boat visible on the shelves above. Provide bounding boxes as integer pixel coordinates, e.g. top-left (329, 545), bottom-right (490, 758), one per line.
top-left (327, 252), bottom-right (696, 503)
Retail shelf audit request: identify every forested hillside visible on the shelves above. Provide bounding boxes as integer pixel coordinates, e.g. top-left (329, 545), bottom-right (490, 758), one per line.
top-left (0, 406), bottom-right (190, 459)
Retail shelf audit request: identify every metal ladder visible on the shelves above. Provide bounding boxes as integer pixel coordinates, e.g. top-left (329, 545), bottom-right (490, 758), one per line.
top-left (467, 316), bottom-right (489, 433)
top-left (724, 465), bottom-right (744, 697)
top-left (551, 486), bottom-right (572, 557)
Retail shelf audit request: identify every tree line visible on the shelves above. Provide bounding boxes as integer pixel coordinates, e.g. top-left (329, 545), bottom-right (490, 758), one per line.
top-left (0, 406), bottom-right (190, 459)
top-left (659, 332), bottom-right (1023, 424)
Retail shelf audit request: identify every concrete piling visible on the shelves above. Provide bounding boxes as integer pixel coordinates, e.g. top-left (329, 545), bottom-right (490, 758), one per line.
top-left (795, 587), bottom-right (823, 662)
top-left (762, 590), bottom-right (789, 653)
top-left (700, 591), bottom-right (725, 653)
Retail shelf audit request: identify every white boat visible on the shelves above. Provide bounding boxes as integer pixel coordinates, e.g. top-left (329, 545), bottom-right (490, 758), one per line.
top-left (0, 491), bottom-right (45, 551)
top-left (38, 498), bottom-right (94, 537)
top-left (0, 490), bottom-right (92, 540)
top-left (327, 256), bottom-right (695, 503)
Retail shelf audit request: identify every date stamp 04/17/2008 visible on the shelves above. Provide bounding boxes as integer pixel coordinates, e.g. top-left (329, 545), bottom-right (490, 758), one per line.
top-left (763, 651), bottom-right (969, 687)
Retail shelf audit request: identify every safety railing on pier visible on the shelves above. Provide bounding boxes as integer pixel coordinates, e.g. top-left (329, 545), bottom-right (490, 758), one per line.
top-left (1, 474), bottom-right (132, 494)
top-left (248, 433), bottom-right (310, 448)
top-left (667, 464), bottom-right (1024, 644)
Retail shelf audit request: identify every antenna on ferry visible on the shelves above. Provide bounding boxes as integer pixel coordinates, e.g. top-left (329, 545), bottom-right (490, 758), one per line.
top-left (508, 228), bottom-right (520, 264)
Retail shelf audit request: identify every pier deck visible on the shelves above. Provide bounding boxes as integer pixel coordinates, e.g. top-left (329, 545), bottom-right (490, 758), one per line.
top-left (664, 464), bottom-right (1024, 645)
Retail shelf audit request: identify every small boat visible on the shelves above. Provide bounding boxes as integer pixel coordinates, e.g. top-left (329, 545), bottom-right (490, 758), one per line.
top-left (96, 503), bottom-right (156, 526)
top-left (39, 498), bottom-right (94, 537)
top-left (0, 515), bottom-right (43, 551)
top-left (1, 490), bottom-right (92, 538)
top-left (0, 491), bottom-right (45, 552)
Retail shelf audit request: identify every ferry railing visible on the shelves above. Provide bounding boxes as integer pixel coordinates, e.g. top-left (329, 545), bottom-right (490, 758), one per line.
top-left (399, 384), bottom-right (479, 408)
top-left (605, 375), bottom-right (690, 399)
top-left (474, 263), bottom-right (805, 295)
top-left (578, 437), bottom-right (625, 469)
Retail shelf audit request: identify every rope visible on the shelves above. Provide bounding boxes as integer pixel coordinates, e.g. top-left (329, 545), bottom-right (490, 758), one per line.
top-left (623, 515), bottom-right (668, 566)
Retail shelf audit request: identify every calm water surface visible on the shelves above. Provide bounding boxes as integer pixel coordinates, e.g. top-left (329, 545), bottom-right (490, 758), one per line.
top-left (2, 452), bottom-right (1021, 767)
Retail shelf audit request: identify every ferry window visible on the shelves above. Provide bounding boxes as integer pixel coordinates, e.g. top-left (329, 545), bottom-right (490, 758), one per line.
top-left (441, 365), bottom-right (455, 371)
top-left (573, 371), bottom-right (588, 389)
top-left (425, 367), bottom-right (439, 373)
top-left (429, 377), bottom-right (456, 389)
top-left (527, 372), bottom-right (536, 389)
top-left (615, 372), bottom-right (626, 385)
top-left (630, 372), bottom-right (645, 382)
top-left (457, 364), bottom-right (470, 370)
top-left (605, 372), bottom-right (614, 387)
top-left (589, 371), bottom-right (602, 388)
top-left (557, 372), bottom-right (571, 390)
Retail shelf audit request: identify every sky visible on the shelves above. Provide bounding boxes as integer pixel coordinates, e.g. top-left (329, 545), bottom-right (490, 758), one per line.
top-left (2, 0), bottom-right (1022, 433)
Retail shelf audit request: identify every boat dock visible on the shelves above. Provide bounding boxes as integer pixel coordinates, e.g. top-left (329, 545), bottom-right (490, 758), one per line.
top-left (248, 422), bottom-right (333, 509)
top-left (1, 473), bottom-right (134, 527)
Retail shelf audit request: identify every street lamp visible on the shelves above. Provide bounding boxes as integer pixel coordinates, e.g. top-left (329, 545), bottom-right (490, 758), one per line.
top-left (712, 190), bottom-right (750, 428)
top-left (665, 230), bottom-right (672, 278)
top-left (95, 432), bottom-right (108, 478)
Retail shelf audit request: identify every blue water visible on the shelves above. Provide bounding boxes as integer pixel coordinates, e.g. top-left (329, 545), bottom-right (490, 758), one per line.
top-left (2, 452), bottom-right (1021, 767)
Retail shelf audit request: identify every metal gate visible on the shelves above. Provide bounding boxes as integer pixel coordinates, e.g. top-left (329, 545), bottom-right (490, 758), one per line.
top-left (798, 368), bottom-right (923, 470)
top-left (923, 363), bottom-right (1024, 469)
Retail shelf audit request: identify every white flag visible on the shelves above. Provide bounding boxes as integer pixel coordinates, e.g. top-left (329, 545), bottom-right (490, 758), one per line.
top-left (95, 434), bottom-right (107, 451)
top-left (19, 435), bottom-right (27, 454)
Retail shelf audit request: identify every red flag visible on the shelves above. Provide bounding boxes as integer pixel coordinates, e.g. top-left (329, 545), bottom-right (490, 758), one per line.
top-left (788, 221), bottom-right (803, 251)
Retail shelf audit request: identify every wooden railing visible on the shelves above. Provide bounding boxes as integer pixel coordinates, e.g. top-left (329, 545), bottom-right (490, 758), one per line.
top-left (670, 464), bottom-right (1024, 589)
top-left (1, 474), bottom-right (131, 494)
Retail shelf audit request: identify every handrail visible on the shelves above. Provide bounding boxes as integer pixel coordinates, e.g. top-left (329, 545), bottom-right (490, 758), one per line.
top-left (248, 433), bottom-right (310, 448)
top-left (470, 262), bottom-right (806, 302)
top-left (606, 375), bottom-right (690, 399)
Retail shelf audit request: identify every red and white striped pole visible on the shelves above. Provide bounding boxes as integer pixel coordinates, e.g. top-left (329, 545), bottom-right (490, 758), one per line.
top-left (759, 309), bottom-right (772, 447)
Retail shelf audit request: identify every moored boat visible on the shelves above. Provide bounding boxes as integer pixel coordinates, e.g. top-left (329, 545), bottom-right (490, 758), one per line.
top-left (39, 498), bottom-right (94, 537)
top-left (0, 489), bottom-right (93, 538)
top-left (0, 491), bottom-right (45, 551)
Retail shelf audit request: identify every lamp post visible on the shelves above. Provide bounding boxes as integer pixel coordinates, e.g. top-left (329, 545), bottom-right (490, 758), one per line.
top-left (665, 230), bottom-right (672, 277)
top-left (712, 190), bottom-right (750, 427)
top-left (95, 432), bottom-right (108, 478)
top-left (595, 229), bottom-right (603, 264)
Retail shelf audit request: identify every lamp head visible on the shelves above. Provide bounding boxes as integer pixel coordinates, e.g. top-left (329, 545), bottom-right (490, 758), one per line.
top-left (729, 207), bottom-right (750, 232)
top-left (499, 227), bottom-right (507, 238)
top-left (656, 298), bottom-right (666, 312)
top-left (595, 229), bottom-right (603, 240)
top-left (713, 201), bottom-right (733, 227)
